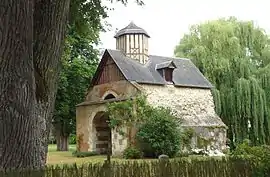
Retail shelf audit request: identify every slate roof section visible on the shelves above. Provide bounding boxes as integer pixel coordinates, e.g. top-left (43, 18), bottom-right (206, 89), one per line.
top-left (106, 49), bottom-right (213, 89)
top-left (114, 22), bottom-right (150, 38)
top-left (106, 49), bottom-right (159, 85)
top-left (147, 55), bottom-right (213, 88)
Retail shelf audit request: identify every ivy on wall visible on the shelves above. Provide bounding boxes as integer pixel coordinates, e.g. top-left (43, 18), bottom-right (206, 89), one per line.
top-left (105, 94), bottom-right (151, 136)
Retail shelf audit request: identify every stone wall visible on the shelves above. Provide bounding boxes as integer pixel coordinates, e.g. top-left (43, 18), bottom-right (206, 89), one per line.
top-left (189, 126), bottom-right (227, 152)
top-left (77, 82), bottom-right (227, 155)
top-left (111, 128), bottom-right (128, 156)
top-left (140, 84), bottom-right (227, 152)
top-left (76, 80), bottom-right (140, 155)
top-left (76, 104), bottom-right (106, 152)
top-left (141, 84), bottom-right (225, 127)
top-left (76, 103), bottom-right (129, 155)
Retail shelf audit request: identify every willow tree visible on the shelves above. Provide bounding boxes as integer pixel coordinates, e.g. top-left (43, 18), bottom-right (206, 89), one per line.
top-left (174, 17), bottom-right (270, 147)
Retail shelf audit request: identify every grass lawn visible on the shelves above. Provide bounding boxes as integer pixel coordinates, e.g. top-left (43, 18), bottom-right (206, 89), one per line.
top-left (47, 144), bottom-right (156, 165)
top-left (47, 144), bottom-right (107, 165)
top-left (46, 144), bottom-right (220, 166)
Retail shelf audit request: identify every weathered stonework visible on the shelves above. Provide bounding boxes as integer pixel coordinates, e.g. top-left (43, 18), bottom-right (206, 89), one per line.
top-left (190, 126), bottom-right (227, 152)
top-left (76, 104), bottom-right (106, 152)
top-left (77, 82), bottom-right (227, 155)
top-left (76, 103), bottom-right (129, 155)
top-left (140, 84), bottom-right (227, 152)
top-left (85, 80), bottom-right (139, 102)
top-left (111, 128), bottom-right (128, 156)
top-left (76, 80), bottom-right (139, 155)
top-left (140, 84), bottom-right (225, 127)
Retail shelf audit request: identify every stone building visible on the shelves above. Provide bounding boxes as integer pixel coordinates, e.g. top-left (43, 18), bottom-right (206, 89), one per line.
top-left (76, 22), bottom-right (227, 156)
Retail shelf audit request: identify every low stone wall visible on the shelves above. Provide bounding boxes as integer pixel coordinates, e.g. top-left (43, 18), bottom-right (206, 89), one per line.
top-left (111, 128), bottom-right (128, 156)
top-left (180, 125), bottom-right (227, 156)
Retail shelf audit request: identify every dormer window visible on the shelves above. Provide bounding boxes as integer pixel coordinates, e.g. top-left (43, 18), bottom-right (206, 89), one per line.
top-left (156, 61), bottom-right (176, 84)
top-left (164, 68), bottom-right (173, 82)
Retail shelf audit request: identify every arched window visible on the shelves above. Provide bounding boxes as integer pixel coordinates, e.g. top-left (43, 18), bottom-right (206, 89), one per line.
top-left (104, 94), bottom-right (116, 100)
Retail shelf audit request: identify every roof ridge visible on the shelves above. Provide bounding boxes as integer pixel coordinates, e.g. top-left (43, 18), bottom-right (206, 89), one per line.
top-left (149, 54), bottom-right (191, 61)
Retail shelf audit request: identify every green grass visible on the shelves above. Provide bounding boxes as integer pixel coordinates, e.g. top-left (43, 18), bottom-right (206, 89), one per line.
top-left (48, 144), bottom-right (76, 152)
top-left (46, 144), bottom-right (157, 165)
top-left (47, 144), bottom-right (215, 166)
top-left (47, 144), bottom-right (107, 165)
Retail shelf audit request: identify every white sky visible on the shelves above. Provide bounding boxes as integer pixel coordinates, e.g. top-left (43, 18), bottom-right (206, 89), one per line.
top-left (99, 0), bottom-right (270, 57)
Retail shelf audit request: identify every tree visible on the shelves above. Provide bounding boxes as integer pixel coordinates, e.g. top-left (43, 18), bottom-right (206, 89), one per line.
top-left (0, 0), bottom-right (43, 169)
top-left (174, 17), bottom-right (270, 148)
top-left (52, 27), bottom-right (99, 151)
top-left (0, 0), bottom-right (144, 169)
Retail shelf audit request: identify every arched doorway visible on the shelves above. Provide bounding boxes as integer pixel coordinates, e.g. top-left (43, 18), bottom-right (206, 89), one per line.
top-left (93, 112), bottom-right (111, 154)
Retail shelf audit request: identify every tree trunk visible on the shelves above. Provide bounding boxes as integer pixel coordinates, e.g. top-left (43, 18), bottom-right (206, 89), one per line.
top-left (0, 0), bottom-right (70, 169)
top-left (0, 0), bottom-right (43, 169)
top-left (56, 131), bottom-right (69, 151)
top-left (33, 0), bottom-right (70, 164)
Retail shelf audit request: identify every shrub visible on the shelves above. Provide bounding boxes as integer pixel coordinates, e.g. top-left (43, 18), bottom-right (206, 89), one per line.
top-left (69, 134), bottom-right (76, 144)
top-left (231, 139), bottom-right (270, 176)
top-left (136, 107), bottom-right (181, 158)
top-left (72, 150), bottom-right (98, 158)
top-left (123, 146), bottom-right (142, 159)
top-left (231, 139), bottom-right (270, 159)
top-left (180, 128), bottom-right (194, 151)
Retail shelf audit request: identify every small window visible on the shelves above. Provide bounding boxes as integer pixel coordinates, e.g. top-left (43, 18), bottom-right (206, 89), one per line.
top-left (104, 94), bottom-right (115, 100)
top-left (164, 68), bottom-right (173, 82)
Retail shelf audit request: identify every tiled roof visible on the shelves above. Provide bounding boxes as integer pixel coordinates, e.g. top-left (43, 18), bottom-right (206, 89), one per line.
top-left (106, 49), bottom-right (213, 89)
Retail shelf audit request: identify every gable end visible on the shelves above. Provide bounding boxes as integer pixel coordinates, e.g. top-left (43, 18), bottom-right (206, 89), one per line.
top-left (91, 50), bottom-right (126, 86)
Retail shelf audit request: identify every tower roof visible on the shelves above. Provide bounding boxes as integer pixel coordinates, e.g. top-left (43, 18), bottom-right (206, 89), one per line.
top-left (114, 21), bottom-right (150, 38)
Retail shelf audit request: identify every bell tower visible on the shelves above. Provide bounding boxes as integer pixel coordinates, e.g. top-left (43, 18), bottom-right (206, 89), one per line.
top-left (114, 22), bottom-right (150, 64)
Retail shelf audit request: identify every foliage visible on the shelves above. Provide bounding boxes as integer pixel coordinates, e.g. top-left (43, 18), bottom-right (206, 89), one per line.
top-left (180, 128), bottom-right (194, 151)
top-left (2, 157), bottom-right (270, 177)
top-left (69, 0), bottom-right (145, 45)
top-left (52, 0), bottom-right (145, 149)
top-left (72, 151), bottom-right (98, 158)
top-left (53, 17), bottom-right (99, 144)
top-left (69, 134), bottom-right (76, 145)
top-left (52, 43), bottom-right (98, 141)
top-left (231, 139), bottom-right (270, 176)
top-left (136, 107), bottom-right (182, 158)
top-left (174, 17), bottom-right (270, 147)
top-left (123, 146), bottom-right (142, 159)
top-left (106, 94), bottom-right (151, 135)
top-left (107, 95), bottom-right (182, 158)
top-left (232, 139), bottom-right (270, 162)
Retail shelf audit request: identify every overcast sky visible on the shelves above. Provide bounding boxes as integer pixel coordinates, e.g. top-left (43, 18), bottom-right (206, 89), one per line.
top-left (99, 0), bottom-right (269, 57)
